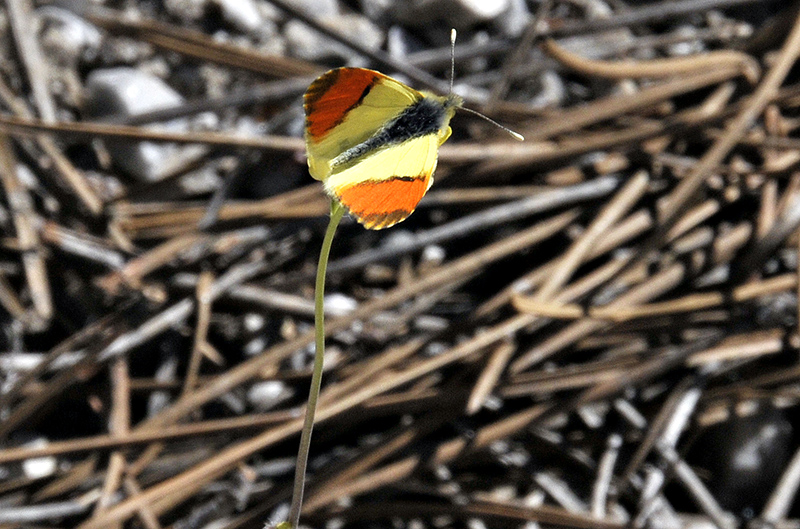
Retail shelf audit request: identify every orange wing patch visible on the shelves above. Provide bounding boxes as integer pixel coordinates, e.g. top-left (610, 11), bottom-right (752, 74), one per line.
top-left (337, 176), bottom-right (429, 229)
top-left (304, 68), bottom-right (383, 140)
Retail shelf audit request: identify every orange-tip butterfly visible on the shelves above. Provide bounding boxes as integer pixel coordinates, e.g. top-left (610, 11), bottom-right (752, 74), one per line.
top-left (303, 30), bottom-right (523, 230)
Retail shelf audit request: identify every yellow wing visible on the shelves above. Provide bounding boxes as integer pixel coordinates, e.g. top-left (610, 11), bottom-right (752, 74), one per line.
top-left (324, 134), bottom-right (440, 229)
top-left (304, 68), bottom-right (422, 181)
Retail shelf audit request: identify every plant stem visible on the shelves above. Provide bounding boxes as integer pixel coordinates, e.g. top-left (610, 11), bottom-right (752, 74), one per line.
top-left (286, 201), bottom-right (344, 529)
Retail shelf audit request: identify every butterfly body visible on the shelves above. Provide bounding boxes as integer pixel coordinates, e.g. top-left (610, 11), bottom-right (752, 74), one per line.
top-left (304, 67), bottom-right (461, 229)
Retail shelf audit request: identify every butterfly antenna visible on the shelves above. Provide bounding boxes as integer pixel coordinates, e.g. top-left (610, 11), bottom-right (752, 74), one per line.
top-left (459, 106), bottom-right (525, 141)
top-left (449, 28), bottom-right (456, 95)
top-left (449, 28), bottom-right (523, 141)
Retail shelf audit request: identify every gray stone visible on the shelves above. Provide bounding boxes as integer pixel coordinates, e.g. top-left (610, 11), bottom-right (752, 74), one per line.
top-left (21, 439), bottom-right (56, 479)
top-left (163, 0), bottom-right (207, 22)
top-left (386, 25), bottom-right (415, 59)
top-left (84, 68), bottom-right (208, 182)
top-left (493, 0), bottom-right (531, 38)
top-left (37, 6), bottom-right (102, 64)
top-left (554, 30), bottom-right (635, 61)
top-left (360, 0), bottom-right (394, 21)
top-left (393, 0), bottom-right (510, 28)
top-left (324, 293), bottom-right (358, 317)
top-left (284, 14), bottom-right (383, 63)
top-left (667, 25), bottom-right (706, 56)
top-left (212, 0), bottom-right (264, 35)
top-left (246, 380), bottom-right (292, 411)
top-left (528, 70), bottom-right (566, 109)
top-left (280, 0), bottom-right (339, 19)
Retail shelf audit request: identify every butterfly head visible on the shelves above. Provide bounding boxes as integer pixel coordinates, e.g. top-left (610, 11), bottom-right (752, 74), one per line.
top-left (444, 92), bottom-right (464, 113)
top-left (419, 91), bottom-right (462, 145)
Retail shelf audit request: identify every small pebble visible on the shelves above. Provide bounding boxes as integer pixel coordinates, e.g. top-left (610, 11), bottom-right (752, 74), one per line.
top-left (37, 6), bottom-right (102, 64)
top-left (414, 315), bottom-right (449, 332)
top-left (554, 30), bottom-right (636, 61)
top-left (284, 14), bottom-right (383, 63)
top-left (244, 336), bottom-right (267, 356)
top-left (386, 25), bottom-right (416, 59)
top-left (493, 0), bottom-right (531, 38)
top-left (22, 439), bottom-right (56, 479)
top-left (163, 0), bottom-right (207, 22)
top-left (247, 380), bottom-right (292, 411)
top-left (381, 229), bottom-right (415, 250)
top-left (255, 457), bottom-right (297, 477)
top-left (326, 518), bottom-right (346, 529)
top-left (281, 0), bottom-right (340, 18)
top-left (178, 167), bottom-right (223, 196)
top-left (148, 351), bottom-right (178, 416)
top-left (393, 0), bottom-right (510, 28)
top-left (219, 391), bottom-right (247, 414)
top-left (421, 244), bottom-right (446, 266)
top-left (84, 68), bottom-right (208, 182)
top-left (528, 70), bottom-right (566, 108)
top-left (212, 0), bottom-right (265, 35)
top-left (667, 25), bottom-right (706, 56)
top-left (325, 293), bottom-right (358, 316)
top-left (361, 0), bottom-right (394, 22)
top-left (243, 313), bottom-right (266, 333)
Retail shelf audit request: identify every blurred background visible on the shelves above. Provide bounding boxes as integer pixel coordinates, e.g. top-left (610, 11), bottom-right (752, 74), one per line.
top-left (0, 1), bottom-right (798, 528)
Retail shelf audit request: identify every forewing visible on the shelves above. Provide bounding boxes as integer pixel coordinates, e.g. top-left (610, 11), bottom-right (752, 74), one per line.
top-left (304, 68), bottom-right (422, 181)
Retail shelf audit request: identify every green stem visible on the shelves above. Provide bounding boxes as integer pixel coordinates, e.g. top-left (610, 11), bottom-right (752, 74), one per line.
top-left (285, 201), bottom-right (344, 529)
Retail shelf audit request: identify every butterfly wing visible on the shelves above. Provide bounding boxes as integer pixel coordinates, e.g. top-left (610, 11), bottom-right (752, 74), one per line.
top-left (324, 133), bottom-right (440, 229)
top-left (304, 67), bottom-right (423, 181)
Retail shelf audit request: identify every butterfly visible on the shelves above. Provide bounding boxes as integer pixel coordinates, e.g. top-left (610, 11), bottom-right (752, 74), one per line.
top-left (303, 66), bottom-right (462, 230)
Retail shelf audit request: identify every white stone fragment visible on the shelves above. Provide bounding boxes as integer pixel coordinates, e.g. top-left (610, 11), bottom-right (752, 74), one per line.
top-left (212, 0), bottom-right (264, 34)
top-left (22, 439), bottom-right (56, 479)
top-left (84, 68), bottom-right (208, 182)
top-left (324, 293), bottom-right (358, 317)
top-left (247, 380), bottom-right (292, 411)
